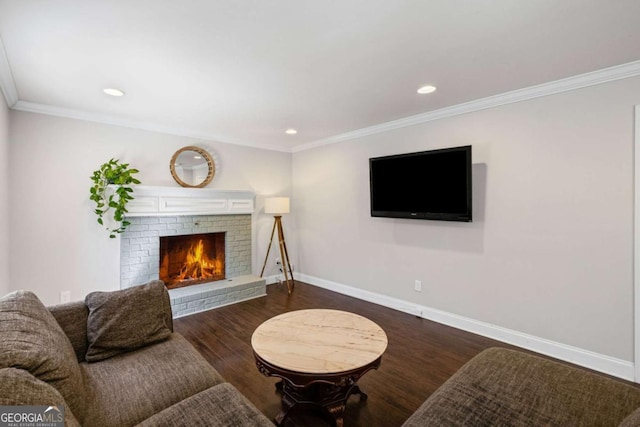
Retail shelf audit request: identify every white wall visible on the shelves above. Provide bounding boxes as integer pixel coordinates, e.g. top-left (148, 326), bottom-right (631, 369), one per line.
top-left (293, 76), bottom-right (640, 363)
top-left (0, 97), bottom-right (9, 296)
top-left (8, 111), bottom-right (292, 305)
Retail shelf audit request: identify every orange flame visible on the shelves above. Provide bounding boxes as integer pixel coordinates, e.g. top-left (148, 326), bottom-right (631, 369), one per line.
top-left (175, 239), bottom-right (222, 282)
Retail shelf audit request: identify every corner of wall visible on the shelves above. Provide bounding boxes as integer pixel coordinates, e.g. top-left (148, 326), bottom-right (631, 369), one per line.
top-left (0, 96), bottom-right (10, 296)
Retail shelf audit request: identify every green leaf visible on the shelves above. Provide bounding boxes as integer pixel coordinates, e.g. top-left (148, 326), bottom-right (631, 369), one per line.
top-left (90, 158), bottom-right (140, 238)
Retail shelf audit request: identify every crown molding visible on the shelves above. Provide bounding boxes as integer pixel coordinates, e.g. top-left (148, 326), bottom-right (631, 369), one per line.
top-left (0, 35), bottom-right (18, 107)
top-left (11, 100), bottom-right (292, 153)
top-left (292, 60), bottom-right (640, 153)
top-left (5, 59), bottom-right (640, 154)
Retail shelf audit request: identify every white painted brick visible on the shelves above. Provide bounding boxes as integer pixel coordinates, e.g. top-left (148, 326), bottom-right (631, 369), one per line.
top-left (122, 257), bottom-right (141, 266)
top-left (150, 223), bottom-right (168, 231)
top-left (129, 224), bottom-right (149, 232)
top-left (140, 243), bottom-right (155, 251)
top-left (121, 213), bottom-right (252, 290)
top-left (187, 300), bottom-right (204, 309)
top-left (173, 303), bottom-right (187, 311)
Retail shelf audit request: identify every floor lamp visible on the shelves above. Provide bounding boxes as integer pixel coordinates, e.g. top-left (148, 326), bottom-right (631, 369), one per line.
top-left (260, 197), bottom-right (294, 294)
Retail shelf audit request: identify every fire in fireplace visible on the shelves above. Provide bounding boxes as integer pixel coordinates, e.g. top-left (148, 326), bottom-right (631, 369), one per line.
top-left (159, 232), bottom-right (225, 289)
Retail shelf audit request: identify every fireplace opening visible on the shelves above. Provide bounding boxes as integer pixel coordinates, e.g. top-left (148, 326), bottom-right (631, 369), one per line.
top-left (159, 232), bottom-right (225, 289)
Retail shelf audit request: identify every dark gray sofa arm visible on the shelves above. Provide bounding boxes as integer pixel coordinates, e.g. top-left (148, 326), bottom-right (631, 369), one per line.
top-left (402, 347), bottom-right (640, 427)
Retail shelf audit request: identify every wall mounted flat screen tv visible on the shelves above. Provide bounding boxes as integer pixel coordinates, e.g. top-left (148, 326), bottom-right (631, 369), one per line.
top-left (369, 145), bottom-right (472, 222)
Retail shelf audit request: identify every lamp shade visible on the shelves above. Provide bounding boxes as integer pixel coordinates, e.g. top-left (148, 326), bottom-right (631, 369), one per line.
top-left (265, 197), bottom-right (290, 215)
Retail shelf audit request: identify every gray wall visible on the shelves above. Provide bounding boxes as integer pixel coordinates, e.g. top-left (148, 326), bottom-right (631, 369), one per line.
top-left (8, 111), bottom-right (292, 305)
top-left (0, 97), bottom-right (8, 296)
top-left (292, 76), bottom-right (640, 363)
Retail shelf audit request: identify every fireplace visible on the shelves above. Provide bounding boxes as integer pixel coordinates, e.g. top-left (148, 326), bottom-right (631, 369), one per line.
top-left (159, 232), bottom-right (225, 289)
top-left (120, 213), bottom-right (260, 317)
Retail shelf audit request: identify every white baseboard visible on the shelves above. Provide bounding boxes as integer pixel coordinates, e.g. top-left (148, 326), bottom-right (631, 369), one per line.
top-left (297, 273), bottom-right (635, 381)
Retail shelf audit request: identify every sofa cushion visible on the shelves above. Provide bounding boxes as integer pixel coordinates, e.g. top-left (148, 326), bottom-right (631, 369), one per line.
top-left (0, 367), bottom-right (81, 427)
top-left (48, 300), bottom-right (90, 362)
top-left (81, 333), bottom-right (225, 427)
top-left (620, 407), bottom-right (640, 427)
top-left (85, 281), bottom-right (172, 362)
top-left (135, 383), bottom-right (274, 427)
top-left (402, 347), bottom-right (640, 427)
top-left (0, 290), bottom-right (85, 422)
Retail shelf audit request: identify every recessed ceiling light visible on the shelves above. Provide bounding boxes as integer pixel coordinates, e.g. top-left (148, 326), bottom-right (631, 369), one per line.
top-left (103, 88), bottom-right (125, 97)
top-left (285, 129), bottom-right (297, 135)
top-left (417, 85), bottom-right (437, 95)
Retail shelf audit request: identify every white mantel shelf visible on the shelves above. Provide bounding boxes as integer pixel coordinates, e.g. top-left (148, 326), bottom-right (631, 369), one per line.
top-left (117, 185), bottom-right (255, 217)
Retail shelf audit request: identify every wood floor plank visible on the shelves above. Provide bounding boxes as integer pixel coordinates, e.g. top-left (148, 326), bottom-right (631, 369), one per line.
top-left (173, 280), bottom-right (619, 426)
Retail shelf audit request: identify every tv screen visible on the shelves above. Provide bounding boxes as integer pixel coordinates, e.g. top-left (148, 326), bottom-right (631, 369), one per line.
top-left (369, 145), bottom-right (472, 222)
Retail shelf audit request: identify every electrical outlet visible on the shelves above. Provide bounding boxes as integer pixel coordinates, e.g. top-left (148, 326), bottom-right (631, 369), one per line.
top-left (60, 290), bottom-right (71, 303)
top-left (414, 280), bottom-right (422, 292)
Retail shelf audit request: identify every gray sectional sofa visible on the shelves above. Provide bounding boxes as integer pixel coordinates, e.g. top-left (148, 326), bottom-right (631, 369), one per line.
top-left (0, 281), bottom-right (273, 427)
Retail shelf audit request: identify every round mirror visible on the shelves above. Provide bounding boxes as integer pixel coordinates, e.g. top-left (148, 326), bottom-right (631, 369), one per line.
top-left (170, 146), bottom-right (215, 188)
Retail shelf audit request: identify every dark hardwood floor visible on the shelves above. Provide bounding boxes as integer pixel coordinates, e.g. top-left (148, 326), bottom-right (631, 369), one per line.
top-left (175, 280), bottom-right (524, 426)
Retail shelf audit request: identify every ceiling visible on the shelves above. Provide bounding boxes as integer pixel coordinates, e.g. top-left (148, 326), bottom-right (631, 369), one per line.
top-left (0, 1), bottom-right (639, 152)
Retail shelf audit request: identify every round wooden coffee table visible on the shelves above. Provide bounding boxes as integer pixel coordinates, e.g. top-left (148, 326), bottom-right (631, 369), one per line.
top-left (251, 309), bottom-right (388, 427)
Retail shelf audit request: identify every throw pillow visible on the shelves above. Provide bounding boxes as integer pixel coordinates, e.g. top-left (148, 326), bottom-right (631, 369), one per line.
top-left (0, 290), bottom-right (85, 422)
top-left (85, 281), bottom-right (172, 363)
top-left (0, 367), bottom-right (81, 427)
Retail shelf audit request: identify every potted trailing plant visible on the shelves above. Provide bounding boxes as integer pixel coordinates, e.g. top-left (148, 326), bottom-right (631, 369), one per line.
top-left (89, 159), bottom-right (141, 238)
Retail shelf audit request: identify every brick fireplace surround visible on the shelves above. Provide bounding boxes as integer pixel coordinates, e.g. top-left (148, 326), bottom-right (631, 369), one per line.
top-left (117, 186), bottom-right (266, 318)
